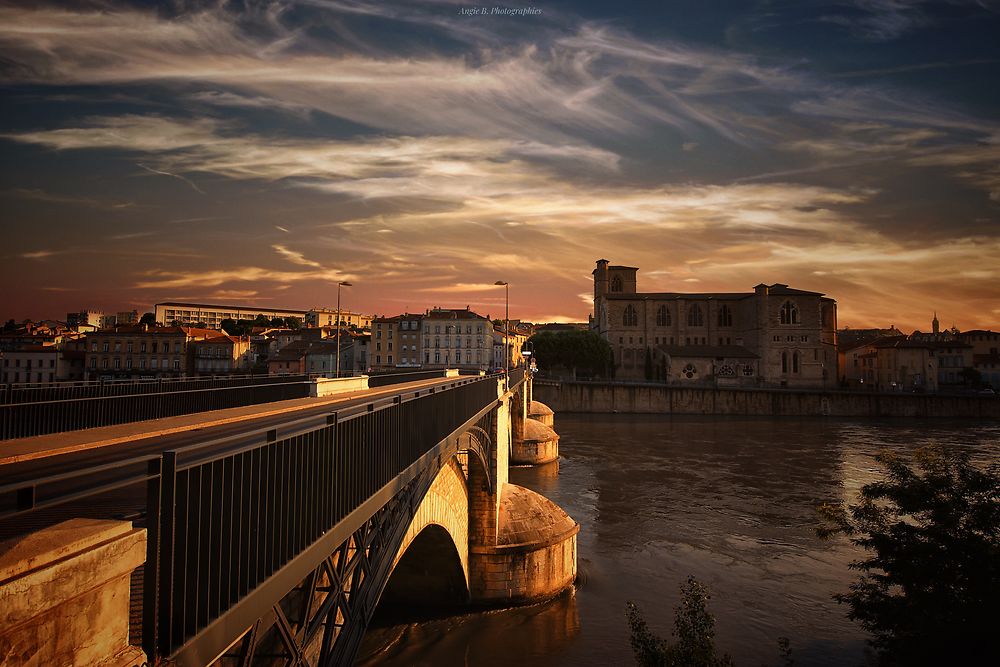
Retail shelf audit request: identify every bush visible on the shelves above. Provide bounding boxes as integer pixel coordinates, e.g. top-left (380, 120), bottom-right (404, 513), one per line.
top-left (626, 577), bottom-right (735, 667)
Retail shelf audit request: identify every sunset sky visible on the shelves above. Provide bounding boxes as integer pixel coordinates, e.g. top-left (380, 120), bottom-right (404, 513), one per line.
top-left (1, 1), bottom-right (998, 331)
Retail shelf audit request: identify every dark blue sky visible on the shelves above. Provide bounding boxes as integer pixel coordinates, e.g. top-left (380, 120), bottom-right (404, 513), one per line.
top-left (1, 0), bottom-right (998, 328)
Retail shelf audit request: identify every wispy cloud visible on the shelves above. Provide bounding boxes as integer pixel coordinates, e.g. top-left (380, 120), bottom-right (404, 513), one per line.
top-left (273, 244), bottom-right (322, 268)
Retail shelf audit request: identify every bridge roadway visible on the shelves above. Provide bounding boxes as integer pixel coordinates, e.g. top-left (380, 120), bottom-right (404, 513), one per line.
top-left (0, 374), bottom-right (471, 540)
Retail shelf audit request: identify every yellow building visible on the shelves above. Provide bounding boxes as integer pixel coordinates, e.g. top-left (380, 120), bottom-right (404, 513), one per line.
top-left (422, 308), bottom-right (493, 371)
top-left (371, 314), bottom-right (423, 371)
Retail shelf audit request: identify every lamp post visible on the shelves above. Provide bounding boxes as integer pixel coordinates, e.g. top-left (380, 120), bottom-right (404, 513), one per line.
top-left (494, 281), bottom-right (509, 376)
top-left (336, 281), bottom-right (352, 378)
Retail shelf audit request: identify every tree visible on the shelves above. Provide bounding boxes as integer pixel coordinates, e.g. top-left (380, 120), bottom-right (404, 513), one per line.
top-left (527, 330), bottom-right (612, 379)
top-left (626, 577), bottom-right (735, 667)
top-left (286, 316), bottom-right (302, 330)
top-left (139, 312), bottom-right (156, 326)
top-left (219, 318), bottom-right (238, 334)
top-left (818, 446), bottom-right (1000, 665)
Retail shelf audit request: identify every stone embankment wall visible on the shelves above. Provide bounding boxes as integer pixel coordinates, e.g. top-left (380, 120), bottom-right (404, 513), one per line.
top-left (534, 381), bottom-right (1000, 418)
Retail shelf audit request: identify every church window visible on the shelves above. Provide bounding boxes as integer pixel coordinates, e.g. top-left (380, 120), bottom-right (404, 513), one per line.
top-left (718, 365), bottom-right (736, 377)
top-left (718, 304), bottom-right (733, 327)
top-left (687, 304), bottom-right (704, 327)
top-left (780, 301), bottom-right (799, 325)
top-left (622, 304), bottom-right (638, 326)
top-left (782, 351), bottom-right (788, 373)
top-left (742, 365), bottom-right (754, 376)
top-left (611, 275), bottom-right (623, 293)
top-left (792, 352), bottom-right (800, 373)
top-left (682, 363), bottom-right (697, 379)
top-left (656, 305), bottom-right (671, 326)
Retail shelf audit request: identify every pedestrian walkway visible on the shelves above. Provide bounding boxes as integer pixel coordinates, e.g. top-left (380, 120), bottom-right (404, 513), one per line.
top-left (0, 378), bottom-right (444, 465)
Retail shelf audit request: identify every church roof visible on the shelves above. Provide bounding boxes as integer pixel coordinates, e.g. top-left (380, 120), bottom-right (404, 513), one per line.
top-left (755, 283), bottom-right (825, 296)
top-left (657, 344), bottom-right (758, 359)
top-left (605, 292), bottom-right (750, 300)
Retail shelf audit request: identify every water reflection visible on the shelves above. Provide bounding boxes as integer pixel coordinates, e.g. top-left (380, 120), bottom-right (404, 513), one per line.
top-left (359, 414), bottom-right (1000, 666)
top-left (358, 589), bottom-right (580, 666)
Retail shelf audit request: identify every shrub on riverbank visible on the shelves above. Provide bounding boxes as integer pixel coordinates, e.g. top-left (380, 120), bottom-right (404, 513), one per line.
top-left (818, 445), bottom-right (1000, 665)
top-left (625, 577), bottom-right (735, 667)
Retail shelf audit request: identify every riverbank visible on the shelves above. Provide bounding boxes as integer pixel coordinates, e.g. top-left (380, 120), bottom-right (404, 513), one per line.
top-left (534, 380), bottom-right (1000, 418)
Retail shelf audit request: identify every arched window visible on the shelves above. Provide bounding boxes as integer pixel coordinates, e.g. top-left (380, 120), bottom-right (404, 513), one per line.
top-left (782, 351), bottom-right (788, 374)
top-left (717, 304), bottom-right (733, 327)
top-left (780, 301), bottom-right (799, 325)
top-left (622, 304), bottom-right (638, 327)
top-left (792, 352), bottom-right (799, 374)
top-left (656, 305), bottom-right (671, 326)
top-left (687, 303), bottom-right (704, 327)
top-left (611, 275), bottom-right (623, 293)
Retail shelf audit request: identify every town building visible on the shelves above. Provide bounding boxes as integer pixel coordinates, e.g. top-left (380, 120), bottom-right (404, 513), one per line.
top-left (67, 310), bottom-right (115, 331)
top-left (590, 259), bottom-right (838, 387)
top-left (1, 346), bottom-right (66, 384)
top-left (0, 322), bottom-right (80, 352)
top-left (116, 310), bottom-right (139, 325)
top-left (191, 336), bottom-right (253, 375)
top-left (493, 323), bottom-right (531, 371)
top-left (837, 325), bottom-right (904, 351)
top-left (371, 314), bottom-right (423, 371)
top-left (83, 325), bottom-right (223, 379)
top-left (422, 308), bottom-right (493, 371)
top-left (932, 340), bottom-right (973, 389)
top-left (872, 337), bottom-right (939, 392)
top-left (153, 302), bottom-right (308, 329)
top-left (305, 309), bottom-right (373, 330)
top-left (959, 330), bottom-right (1000, 389)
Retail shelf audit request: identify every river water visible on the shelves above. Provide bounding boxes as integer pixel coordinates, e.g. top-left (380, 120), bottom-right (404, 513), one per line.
top-left (359, 414), bottom-right (1000, 666)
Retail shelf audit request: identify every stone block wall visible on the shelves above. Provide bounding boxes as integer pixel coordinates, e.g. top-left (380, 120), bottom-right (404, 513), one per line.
top-left (534, 381), bottom-right (1000, 418)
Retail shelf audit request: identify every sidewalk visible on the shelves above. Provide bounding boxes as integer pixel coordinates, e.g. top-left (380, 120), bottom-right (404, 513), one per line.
top-left (0, 381), bottom-right (428, 466)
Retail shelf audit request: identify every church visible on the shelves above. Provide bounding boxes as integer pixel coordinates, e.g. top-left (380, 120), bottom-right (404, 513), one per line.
top-left (590, 259), bottom-right (838, 387)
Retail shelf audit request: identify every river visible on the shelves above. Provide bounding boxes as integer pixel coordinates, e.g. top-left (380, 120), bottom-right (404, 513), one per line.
top-left (358, 414), bottom-right (1000, 666)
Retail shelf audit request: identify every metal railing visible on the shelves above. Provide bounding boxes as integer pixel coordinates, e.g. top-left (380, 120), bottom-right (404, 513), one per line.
top-left (368, 369), bottom-right (458, 387)
top-left (0, 374), bottom-right (309, 404)
top-left (0, 376), bottom-right (312, 441)
top-left (147, 374), bottom-right (502, 661)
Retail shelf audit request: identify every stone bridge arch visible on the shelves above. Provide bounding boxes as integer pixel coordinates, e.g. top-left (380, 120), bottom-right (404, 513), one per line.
top-left (375, 423), bottom-right (498, 613)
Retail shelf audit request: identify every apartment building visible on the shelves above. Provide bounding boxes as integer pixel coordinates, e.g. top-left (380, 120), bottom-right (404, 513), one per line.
top-left (371, 314), bottom-right (423, 371)
top-left (422, 308), bottom-right (493, 371)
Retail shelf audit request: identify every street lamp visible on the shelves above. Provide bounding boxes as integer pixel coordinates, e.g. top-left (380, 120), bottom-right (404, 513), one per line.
top-left (494, 281), bottom-right (509, 376)
top-left (336, 281), bottom-right (352, 378)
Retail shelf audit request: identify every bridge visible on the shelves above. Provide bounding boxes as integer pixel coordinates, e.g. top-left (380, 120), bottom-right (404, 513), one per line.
top-left (0, 370), bottom-right (575, 666)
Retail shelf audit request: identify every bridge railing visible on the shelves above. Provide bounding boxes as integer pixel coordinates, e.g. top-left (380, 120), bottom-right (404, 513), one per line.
top-left (0, 373), bottom-right (309, 404)
top-left (368, 369), bottom-right (457, 387)
top-left (0, 375), bottom-right (312, 441)
top-left (146, 374), bottom-right (503, 662)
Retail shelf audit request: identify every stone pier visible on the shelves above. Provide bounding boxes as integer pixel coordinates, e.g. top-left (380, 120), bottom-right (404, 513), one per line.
top-left (0, 518), bottom-right (146, 667)
top-left (468, 378), bottom-right (576, 604)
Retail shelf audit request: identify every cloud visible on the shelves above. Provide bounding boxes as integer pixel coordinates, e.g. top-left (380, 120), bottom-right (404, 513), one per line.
top-left (418, 283), bottom-right (509, 293)
top-left (133, 266), bottom-right (355, 290)
top-left (3, 187), bottom-right (134, 209)
top-left (273, 244), bottom-right (322, 268)
top-left (21, 249), bottom-right (58, 259)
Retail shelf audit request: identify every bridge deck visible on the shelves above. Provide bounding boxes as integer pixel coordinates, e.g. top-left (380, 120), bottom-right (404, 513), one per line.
top-left (0, 375), bottom-right (458, 469)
